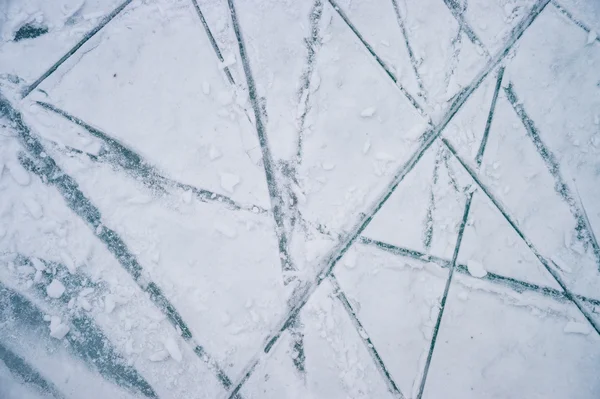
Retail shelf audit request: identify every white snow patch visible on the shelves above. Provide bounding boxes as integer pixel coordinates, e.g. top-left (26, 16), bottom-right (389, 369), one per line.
top-left (360, 107), bottom-right (376, 118)
top-left (220, 173), bottom-right (240, 193)
top-left (321, 162), bottom-right (336, 171)
top-left (23, 197), bottom-right (43, 219)
top-left (214, 222), bottom-right (237, 238)
top-left (49, 316), bottom-right (70, 340)
top-left (202, 81), bottom-right (211, 95)
top-left (46, 279), bottom-right (66, 299)
top-left (181, 190), bottom-right (192, 204)
top-left (563, 321), bottom-right (590, 335)
top-left (149, 350), bottom-right (170, 362)
top-left (209, 145), bottom-right (222, 161)
top-left (467, 260), bottom-right (487, 278)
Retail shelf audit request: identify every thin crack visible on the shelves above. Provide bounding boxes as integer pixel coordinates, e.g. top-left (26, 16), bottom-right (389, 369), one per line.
top-left (443, 0), bottom-right (467, 95)
top-left (225, 3), bottom-right (550, 396)
top-left (443, 0), bottom-right (491, 59)
top-left (190, 0), bottom-right (236, 85)
top-left (0, 93), bottom-right (243, 398)
top-left (423, 146), bottom-right (444, 252)
top-left (390, 0), bottom-right (429, 103)
top-left (551, 0), bottom-right (600, 43)
top-left (358, 236), bottom-right (600, 307)
top-left (0, 341), bottom-right (66, 399)
top-left (21, 0), bottom-right (133, 98)
top-left (329, 275), bottom-right (405, 399)
top-left (327, 0), bottom-right (431, 123)
top-left (504, 82), bottom-right (600, 271)
top-left (36, 101), bottom-right (266, 215)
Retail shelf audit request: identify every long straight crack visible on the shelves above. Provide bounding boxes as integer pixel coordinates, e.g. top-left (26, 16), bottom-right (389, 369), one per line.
top-left (0, 93), bottom-right (243, 398)
top-left (21, 0), bottom-right (133, 98)
top-left (442, 0), bottom-right (491, 58)
top-left (504, 83), bottom-right (600, 271)
top-left (329, 275), bottom-right (405, 399)
top-left (417, 66), bottom-right (504, 399)
top-left (225, 3), bottom-right (551, 396)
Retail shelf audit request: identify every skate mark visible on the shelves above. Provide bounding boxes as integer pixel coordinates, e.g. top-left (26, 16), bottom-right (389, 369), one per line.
top-left (0, 94), bottom-right (243, 397)
top-left (327, 0), bottom-right (430, 122)
top-left (423, 146), bottom-right (444, 252)
top-left (225, 3), bottom-right (550, 396)
top-left (329, 276), bottom-right (405, 399)
top-left (190, 0), bottom-right (236, 85)
top-left (443, 0), bottom-right (490, 58)
top-left (358, 236), bottom-right (600, 307)
top-left (0, 341), bottom-right (65, 399)
top-left (551, 0), bottom-right (600, 43)
top-left (36, 101), bottom-right (266, 214)
top-left (227, 0), bottom-right (296, 281)
top-left (504, 83), bottom-right (600, 271)
top-left (390, 0), bottom-right (429, 103)
top-left (443, 137), bottom-right (600, 335)
top-left (22, 0), bottom-right (133, 98)
top-left (295, 0), bottom-right (325, 168)
top-left (0, 282), bottom-right (158, 398)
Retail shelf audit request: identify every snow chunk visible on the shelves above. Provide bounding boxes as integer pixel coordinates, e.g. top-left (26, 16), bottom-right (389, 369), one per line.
top-left (467, 260), bottom-right (487, 278)
top-left (46, 279), bottom-right (66, 299)
top-left (6, 160), bottom-right (30, 186)
top-left (587, 30), bottom-right (597, 45)
top-left (23, 198), bottom-right (43, 219)
top-left (164, 337), bottom-right (182, 363)
top-left (360, 107), bottom-right (376, 118)
top-left (31, 258), bottom-right (46, 271)
top-left (220, 173), bottom-right (240, 193)
top-left (60, 251), bottom-right (76, 273)
top-left (564, 321), bottom-right (590, 335)
top-left (202, 81), bottom-right (211, 95)
top-left (321, 162), bottom-right (335, 171)
top-left (49, 316), bottom-right (70, 340)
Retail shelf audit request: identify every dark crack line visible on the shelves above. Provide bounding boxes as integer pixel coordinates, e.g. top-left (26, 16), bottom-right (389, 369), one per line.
top-left (443, 137), bottom-right (600, 335)
top-left (417, 67), bottom-right (504, 399)
top-left (36, 101), bottom-right (266, 215)
top-left (443, 0), bottom-right (491, 59)
top-left (190, 0), bottom-right (236, 85)
top-left (21, 0), bottom-right (133, 98)
top-left (423, 146), bottom-right (444, 252)
top-left (551, 0), bottom-right (600, 43)
top-left (329, 275), bottom-right (405, 399)
top-left (358, 236), bottom-right (600, 307)
top-left (0, 341), bottom-right (66, 399)
top-left (0, 282), bottom-right (159, 398)
top-left (225, 3), bottom-right (550, 396)
top-left (227, 0), bottom-right (295, 280)
top-left (504, 83), bottom-right (600, 271)
top-left (327, 0), bottom-right (431, 123)
top-left (0, 93), bottom-right (243, 398)
top-left (390, 0), bottom-right (429, 104)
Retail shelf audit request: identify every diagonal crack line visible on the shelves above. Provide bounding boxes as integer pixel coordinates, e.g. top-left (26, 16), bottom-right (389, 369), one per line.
top-left (21, 0), bottom-right (133, 98)
top-left (190, 0), bottom-right (236, 85)
top-left (327, 0), bottom-right (431, 123)
top-left (35, 101), bottom-right (267, 214)
top-left (551, 0), bottom-right (600, 43)
top-left (227, 0), bottom-right (295, 279)
top-left (329, 275), bottom-right (405, 399)
top-left (0, 341), bottom-right (66, 399)
top-left (0, 94), bottom-right (243, 398)
top-left (417, 67), bottom-right (504, 399)
top-left (443, 137), bottom-right (600, 335)
top-left (443, 0), bottom-right (491, 58)
top-left (225, 3), bottom-right (550, 397)
top-left (390, 0), bottom-right (429, 104)
top-left (358, 236), bottom-right (600, 307)
top-left (503, 83), bottom-right (600, 271)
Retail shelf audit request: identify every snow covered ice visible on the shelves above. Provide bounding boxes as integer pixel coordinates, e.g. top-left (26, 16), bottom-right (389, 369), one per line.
top-left (1, 0), bottom-right (600, 398)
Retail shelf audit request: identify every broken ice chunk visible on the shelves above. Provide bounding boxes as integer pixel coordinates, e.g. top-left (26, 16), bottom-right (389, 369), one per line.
top-left (220, 173), bottom-right (240, 193)
top-left (164, 337), bottom-right (182, 363)
top-left (149, 350), bottom-right (170, 362)
top-left (466, 260), bottom-right (487, 278)
top-left (49, 316), bottom-right (70, 339)
top-left (360, 107), bottom-right (376, 118)
top-left (46, 279), bottom-right (66, 299)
